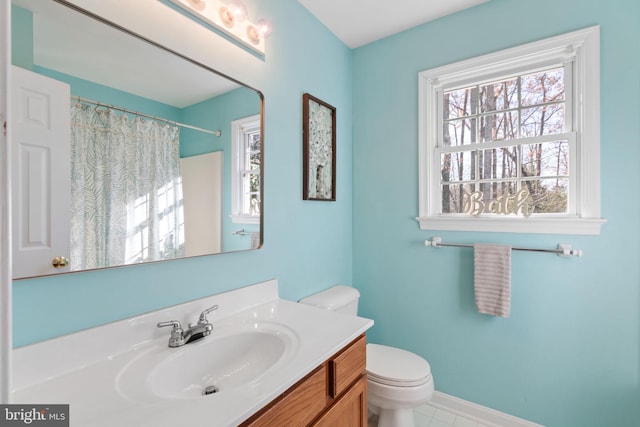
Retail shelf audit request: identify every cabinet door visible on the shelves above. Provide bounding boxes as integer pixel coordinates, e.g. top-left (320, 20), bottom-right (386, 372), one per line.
top-left (312, 375), bottom-right (367, 427)
top-left (330, 334), bottom-right (366, 398)
top-left (243, 365), bottom-right (328, 427)
top-left (11, 65), bottom-right (71, 278)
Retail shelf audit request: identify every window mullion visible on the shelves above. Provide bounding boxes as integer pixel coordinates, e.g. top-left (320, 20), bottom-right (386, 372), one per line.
top-left (517, 76), bottom-right (522, 139)
top-left (473, 85), bottom-right (479, 183)
top-left (437, 133), bottom-right (572, 154)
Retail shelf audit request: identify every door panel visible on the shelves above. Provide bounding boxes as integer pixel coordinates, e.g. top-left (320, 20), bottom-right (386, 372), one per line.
top-left (11, 65), bottom-right (70, 278)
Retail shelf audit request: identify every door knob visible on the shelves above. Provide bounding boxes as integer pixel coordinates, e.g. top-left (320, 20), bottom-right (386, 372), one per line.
top-left (52, 256), bottom-right (69, 268)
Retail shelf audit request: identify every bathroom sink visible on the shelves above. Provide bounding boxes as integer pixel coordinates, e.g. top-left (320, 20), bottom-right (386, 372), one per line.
top-left (116, 322), bottom-right (298, 402)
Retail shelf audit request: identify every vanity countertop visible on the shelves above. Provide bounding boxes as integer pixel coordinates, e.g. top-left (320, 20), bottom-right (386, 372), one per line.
top-left (11, 280), bottom-right (373, 427)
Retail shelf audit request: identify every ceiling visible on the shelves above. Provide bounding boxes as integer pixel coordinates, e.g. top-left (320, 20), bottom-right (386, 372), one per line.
top-left (297, 0), bottom-right (489, 48)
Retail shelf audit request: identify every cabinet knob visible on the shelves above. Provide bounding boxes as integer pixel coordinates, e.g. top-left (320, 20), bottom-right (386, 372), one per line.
top-left (52, 256), bottom-right (70, 268)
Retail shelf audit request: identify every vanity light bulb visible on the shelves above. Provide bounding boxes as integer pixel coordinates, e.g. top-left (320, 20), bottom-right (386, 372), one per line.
top-left (219, 0), bottom-right (247, 27)
top-left (227, 0), bottom-right (248, 21)
top-left (247, 19), bottom-right (272, 45)
top-left (219, 6), bottom-right (234, 27)
top-left (255, 19), bottom-right (272, 38)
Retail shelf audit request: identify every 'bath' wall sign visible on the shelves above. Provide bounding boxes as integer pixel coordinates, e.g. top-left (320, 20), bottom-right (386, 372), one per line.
top-left (463, 188), bottom-right (534, 218)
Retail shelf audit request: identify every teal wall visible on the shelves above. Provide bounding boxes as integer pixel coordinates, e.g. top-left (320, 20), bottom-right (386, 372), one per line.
top-left (10, 5), bottom-right (32, 69)
top-left (352, 0), bottom-right (640, 426)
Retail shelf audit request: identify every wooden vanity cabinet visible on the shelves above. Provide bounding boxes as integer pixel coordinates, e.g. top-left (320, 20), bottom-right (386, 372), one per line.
top-left (241, 334), bottom-right (367, 427)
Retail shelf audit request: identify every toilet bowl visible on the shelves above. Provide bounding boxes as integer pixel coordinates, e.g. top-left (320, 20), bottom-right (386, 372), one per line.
top-left (299, 285), bottom-right (434, 427)
top-left (366, 343), bottom-right (434, 427)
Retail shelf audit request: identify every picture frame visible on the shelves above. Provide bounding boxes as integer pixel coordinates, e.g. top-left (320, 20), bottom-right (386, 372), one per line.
top-left (302, 93), bottom-right (336, 201)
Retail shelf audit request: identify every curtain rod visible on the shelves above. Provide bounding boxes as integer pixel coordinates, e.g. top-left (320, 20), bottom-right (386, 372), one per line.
top-left (72, 95), bottom-right (222, 137)
top-left (424, 237), bottom-right (583, 257)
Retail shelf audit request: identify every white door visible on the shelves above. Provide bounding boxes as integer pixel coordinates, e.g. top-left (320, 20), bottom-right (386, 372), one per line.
top-left (11, 65), bottom-right (71, 278)
top-left (180, 151), bottom-right (222, 256)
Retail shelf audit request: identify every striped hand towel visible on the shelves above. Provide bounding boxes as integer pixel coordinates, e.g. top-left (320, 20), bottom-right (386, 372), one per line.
top-left (474, 243), bottom-right (511, 318)
top-left (250, 232), bottom-right (261, 249)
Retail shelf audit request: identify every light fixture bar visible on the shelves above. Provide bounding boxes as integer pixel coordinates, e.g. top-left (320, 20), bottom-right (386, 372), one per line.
top-left (169, 0), bottom-right (267, 56)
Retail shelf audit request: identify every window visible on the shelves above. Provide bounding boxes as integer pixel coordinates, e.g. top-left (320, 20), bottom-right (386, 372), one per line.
top-left (417, 26), bottom-right (604, 235)
top-left (231, 115), bottom-right (261, 224)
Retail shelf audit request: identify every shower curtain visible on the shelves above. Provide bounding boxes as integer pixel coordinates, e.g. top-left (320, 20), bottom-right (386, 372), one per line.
top-left (70, 102), bottom-right (185, 271)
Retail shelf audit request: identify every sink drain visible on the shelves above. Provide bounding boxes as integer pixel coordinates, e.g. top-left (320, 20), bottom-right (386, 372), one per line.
top-left (203, 385), bottom-right (219, 396)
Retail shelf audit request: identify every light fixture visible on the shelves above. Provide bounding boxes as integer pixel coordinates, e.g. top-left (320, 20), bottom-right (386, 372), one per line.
top-left (169, 0), bottom-right (271, 56)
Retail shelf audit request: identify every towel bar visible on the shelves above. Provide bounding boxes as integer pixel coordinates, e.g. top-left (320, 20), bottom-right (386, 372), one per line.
top-left (424, 237), bottom-right (583, 257)
top-left (232, 229), bottom-right (253, 236)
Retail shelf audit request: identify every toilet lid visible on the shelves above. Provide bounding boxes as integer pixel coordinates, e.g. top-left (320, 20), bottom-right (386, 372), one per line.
top-left (366, 343), bottom-right (431, 387)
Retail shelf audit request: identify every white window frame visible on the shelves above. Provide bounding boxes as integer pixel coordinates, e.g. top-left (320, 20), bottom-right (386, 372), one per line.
top-left (417, 26), bottom-right (605, 235)
top-left (231, 114), bottom-right (261, 224)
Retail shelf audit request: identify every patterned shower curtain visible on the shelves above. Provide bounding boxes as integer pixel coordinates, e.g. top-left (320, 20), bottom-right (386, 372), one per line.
top-left (70, 102), bottom-right (185, 271)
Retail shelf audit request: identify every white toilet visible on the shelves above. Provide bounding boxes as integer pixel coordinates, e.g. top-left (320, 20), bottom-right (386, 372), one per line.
top-left (300, 285), bottom-right (434, 427)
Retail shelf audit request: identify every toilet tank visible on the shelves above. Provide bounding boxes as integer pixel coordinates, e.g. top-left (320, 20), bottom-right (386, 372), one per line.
top-left (299, 285), bottom-right (360, 315)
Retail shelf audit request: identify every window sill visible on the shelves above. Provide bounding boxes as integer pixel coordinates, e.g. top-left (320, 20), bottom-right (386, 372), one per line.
top-left (415, 216), bottom-right (606, 235)
top-left (231, 214), bottom-right (260, 225)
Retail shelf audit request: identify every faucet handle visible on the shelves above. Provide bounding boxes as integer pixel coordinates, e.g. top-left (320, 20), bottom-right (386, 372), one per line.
top-left (157, 321), bottom-right (186, 347)
top-left (198, 305), bottom-right (219, 324)
top-left (157, 320), bottom-right (183, 334)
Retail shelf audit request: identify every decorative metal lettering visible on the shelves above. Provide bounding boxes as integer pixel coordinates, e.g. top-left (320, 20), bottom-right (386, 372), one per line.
top-left (463, 189), bottom-right (534, 218)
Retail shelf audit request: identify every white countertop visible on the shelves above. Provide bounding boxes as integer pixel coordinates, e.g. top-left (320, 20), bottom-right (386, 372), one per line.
top-left (11, 280), bottom-right (373, 427)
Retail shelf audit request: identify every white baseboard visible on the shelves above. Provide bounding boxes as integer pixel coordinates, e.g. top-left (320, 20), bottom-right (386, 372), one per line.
top-left (427, 391), bottom-right (544, 427)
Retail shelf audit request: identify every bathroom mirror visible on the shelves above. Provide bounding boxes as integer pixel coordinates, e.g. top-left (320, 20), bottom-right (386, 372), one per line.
top-left (11, 0), bottom-right (263, 279)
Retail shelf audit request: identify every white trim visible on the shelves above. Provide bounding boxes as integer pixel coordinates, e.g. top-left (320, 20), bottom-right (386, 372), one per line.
top-left (573, 29), bottom-right (601, 219)
top-left (425, 391), bottom-right (544, 427)
top-left (231, 214), bottom-right (260, 225)
top-left (231, 114), bottom-right (261, 225)
top-left (0, 0), bottom-right (11, 404)
top-left (418, 26), bottom-right (604, 235)
top-left (417, 215), bottom-right (606, 235)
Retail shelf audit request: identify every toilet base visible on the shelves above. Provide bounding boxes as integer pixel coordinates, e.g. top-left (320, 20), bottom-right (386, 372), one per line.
top-left (367, 375), bottom-right (434, 427)
top-left (369, 404), bottom-right (415, 427)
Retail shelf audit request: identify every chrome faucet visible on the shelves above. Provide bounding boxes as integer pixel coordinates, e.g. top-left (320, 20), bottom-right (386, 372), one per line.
top-left (157, 305), bottom-right (218, 348)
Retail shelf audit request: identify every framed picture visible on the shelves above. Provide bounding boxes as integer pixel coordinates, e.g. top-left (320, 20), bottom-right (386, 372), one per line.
top-left (302, 93), bottom-right (336, 201)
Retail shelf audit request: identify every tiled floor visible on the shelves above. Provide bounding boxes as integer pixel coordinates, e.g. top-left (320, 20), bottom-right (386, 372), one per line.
top-left (414, 403), bottom-right (493, 427)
